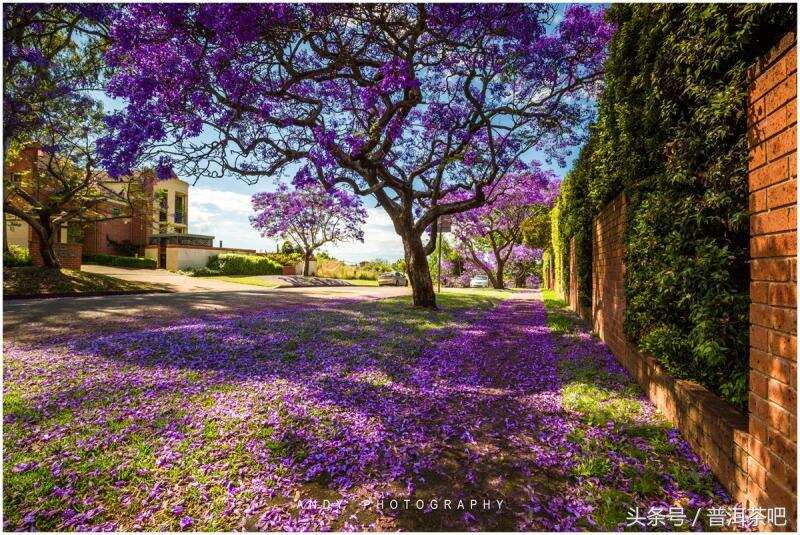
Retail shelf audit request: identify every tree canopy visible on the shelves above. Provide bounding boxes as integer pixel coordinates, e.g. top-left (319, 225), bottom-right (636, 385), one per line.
top-left (96, 3), bottom-right (611, 307)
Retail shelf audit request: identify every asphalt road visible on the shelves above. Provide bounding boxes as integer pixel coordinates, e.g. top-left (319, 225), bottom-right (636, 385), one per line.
top-left (3, 283), bottom-right (410, 344)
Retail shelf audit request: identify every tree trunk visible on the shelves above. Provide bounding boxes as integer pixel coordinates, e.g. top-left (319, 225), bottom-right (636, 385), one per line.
top-left (3, 215), bottom-right (8, 254)
top-left (303, 250), bottom-right (311, 276)
top-left (493, 271), bottom-right (505, 290)
top-left (37, 216), bottom-right (61, 269)
top-left (401, 231), bottom-right (436, 309)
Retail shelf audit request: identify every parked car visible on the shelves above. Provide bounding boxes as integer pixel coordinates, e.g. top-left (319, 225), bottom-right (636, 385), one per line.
top-left (470, 274), bottom-right (490, 288)
top-left (378, 271), bottom-right (408, 286)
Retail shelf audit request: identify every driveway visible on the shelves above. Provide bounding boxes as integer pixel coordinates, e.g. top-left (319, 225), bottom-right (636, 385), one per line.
top-left (81, 265), bottom-right (266, 292)
top-left (81, 265), bottom-right (385, 290)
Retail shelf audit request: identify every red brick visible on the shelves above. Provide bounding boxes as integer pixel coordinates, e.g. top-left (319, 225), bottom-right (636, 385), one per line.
top-left (770, 306), bottom-right (797, 334)
top-left (751, 369), bottom-right (770, 399)
top-left (766, 124), bottom-right (797, 161)
top-left (767, 179), bottom-right (797, 209)
top-left (749, 142), bottom-right (768, 171)
top-left (752, 102), bottom-right (797, 144)
top-left (750, 157), bottom-right (789, 190)
top-left (750, 48), bottom-right (797, 101)
top-left (768, 282), bottom-right (797, 307)
top-left (768, 431), bottom-right (797, 462)
top-left (766, 402), bottom-right (792, 436)
top-left (763, 72), bottom-right (797, 119)
top-left (750, 189), bottom-right (768, 213)
top-left (751, 258), bottom-right (792, 282)
top-left (750, 324), bottom-right (769, 352)
top-left (768, 331), bottom-right (797, 361)
top-left (750, 206), bottom-right (796, 235)
top-left (768, 378), bottom-right (796, 411)
top-left (751, 348), bottom-right (792, 384)
top-left (750, 415), bottom-right (769, 443)
top-left (751, 282), bottom-right (770, 304)
top-left (751, 231), bottom-right (797, 258)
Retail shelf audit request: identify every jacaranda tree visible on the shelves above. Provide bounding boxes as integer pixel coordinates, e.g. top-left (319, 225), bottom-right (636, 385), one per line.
top-left (250, 183), bottom-right (367, 276)
top-left (450, 170), bottom-right (556, 289)
top-left (3, 3), bottom-right (110, 163)
top-left (98, 3), bottom-right (611, 308)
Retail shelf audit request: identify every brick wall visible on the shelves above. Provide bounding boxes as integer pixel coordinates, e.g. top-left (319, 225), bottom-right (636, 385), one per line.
top-left (746, 32), bottom-right (797, 523)
top-left (586, 34), bottom-right (797, 529)
top-left (28, 233), bottom-right (82, 270)
top-left (591, 194), bottom-right (628, 352)
top-left (592, 194), bottom-right (752, 509)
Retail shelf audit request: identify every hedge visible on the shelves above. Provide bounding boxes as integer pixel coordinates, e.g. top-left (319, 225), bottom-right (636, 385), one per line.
top-left (551, 3), bottom-right (795, 409)
top-left (83, 253), bottom-right (156, 269)
top-left (207, 253), bottom-right (282, 276)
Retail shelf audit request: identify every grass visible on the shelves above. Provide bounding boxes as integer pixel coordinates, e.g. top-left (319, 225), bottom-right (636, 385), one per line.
top-left (3, 267), bottom-right (169, 298)
top-left (209, 274), bottom-right (379, 288)
top-left (343, 279), bottom-right (379, 286)
top-left (3, 287), bottom-right (509, 530)
top-left (540, 287), bottom-right (725, 531)
top-left (213, 275), bottom-right (282, 288)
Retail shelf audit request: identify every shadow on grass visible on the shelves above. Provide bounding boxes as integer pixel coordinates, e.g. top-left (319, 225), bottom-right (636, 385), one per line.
top-left (4, 290), bottom-right (731, 531)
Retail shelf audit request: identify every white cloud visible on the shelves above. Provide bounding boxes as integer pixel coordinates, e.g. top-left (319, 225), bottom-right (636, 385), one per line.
top-left (331, 206), bottom-right (404, 263)
top-left (187, 187), bottom-right (404, 262)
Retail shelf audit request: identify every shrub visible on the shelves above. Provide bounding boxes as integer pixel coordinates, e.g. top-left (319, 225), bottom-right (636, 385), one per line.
top-left (210, 253), bottom-right (282, 275)
top-left (3, 245), bottom-right (32, 267)
top-left (316, 259), bottom-right (382, 280)
top-left (552, 3), bottom-right (795, 409)
top-left (185, 266), bottom-right (222, 277)
top-left (264, 252), bottom-right (303, 267)
top-left (83, 253), bottom-right (156, 269)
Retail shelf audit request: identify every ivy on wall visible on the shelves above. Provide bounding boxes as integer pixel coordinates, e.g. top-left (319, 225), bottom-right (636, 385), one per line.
top-left (549, 198), bottom-right (567, 299)
top-left (551, 3), bottom-right (795, 409)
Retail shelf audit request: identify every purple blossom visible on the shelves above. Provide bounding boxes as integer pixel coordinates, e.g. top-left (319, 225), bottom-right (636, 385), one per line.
top-left (250, 182), bottom-right (366, 271)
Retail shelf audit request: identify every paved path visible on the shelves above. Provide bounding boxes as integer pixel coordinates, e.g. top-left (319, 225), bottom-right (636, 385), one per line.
top-left (81, 265), bottom-right (266, 292)
top-left (82, 266), bottom-right (376, 291)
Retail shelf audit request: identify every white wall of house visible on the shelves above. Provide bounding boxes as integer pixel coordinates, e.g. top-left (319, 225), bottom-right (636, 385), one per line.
top-left (169, 247), bottom-right (215, 271)
top-left (4, 214), bottom-right (68, 248)
top-left (4, 214), bottom-right (28, 247)
top-left (153, 178), bottom-right (190, 234)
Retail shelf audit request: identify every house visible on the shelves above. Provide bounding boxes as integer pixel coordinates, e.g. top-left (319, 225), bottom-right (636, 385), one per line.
top-left (4, 145), bottom-right (253, 269)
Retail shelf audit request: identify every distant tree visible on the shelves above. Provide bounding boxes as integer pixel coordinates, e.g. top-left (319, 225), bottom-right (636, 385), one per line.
top-left (3, 4), bottom-right (110, 164)
top-left (281, 240), bottom-right (295, 254)
top-left (250, 183), bottom-right (367, 276)
top-left (450, 170), bottom-right (557, 289)
top-left (4, 104), bottom-right (150, 267)
top-left (3, 4), bottom-right (113, 259)
top-left (391, 258), bottom-right (407, 274)
top-left (521, 207), bottom-right (552, 249)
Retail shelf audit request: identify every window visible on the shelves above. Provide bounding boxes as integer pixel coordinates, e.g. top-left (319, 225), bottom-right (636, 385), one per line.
top-left (174, 194), bottom-right (185, 224)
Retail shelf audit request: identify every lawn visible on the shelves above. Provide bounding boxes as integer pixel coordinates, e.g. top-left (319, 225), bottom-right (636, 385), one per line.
top-left (206, 275), bottom-right (379, 288)
top-left (3, 267), bottom-right (169, 298)
top-left (3, 288), bottom-right (732, 531)
top-left (212, 275), bottom-right (282, 288)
